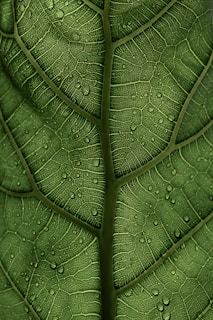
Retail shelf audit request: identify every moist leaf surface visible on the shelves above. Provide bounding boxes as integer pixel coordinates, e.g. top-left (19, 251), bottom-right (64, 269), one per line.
top-left (0, 0), bottom-right (213, 319)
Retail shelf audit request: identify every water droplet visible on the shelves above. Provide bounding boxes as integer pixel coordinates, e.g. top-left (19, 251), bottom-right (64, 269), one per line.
top-left (166, 185), bottom-right (172, 192)
top-left (20, 4), bottom-right (25, 12)
top-left (153, 220), bottom-right (158, 226)
top-left (91, 208), bottom-right (98, 216)
top-left (174, 229), bottom-right (181, 238)
top-left (144, 93), bottom-right (148, 97)
top-left (148, 186), bottom-right (152, 191)
top-left (171, 269), bottom-right (176, 275)
top-left (75, 81), bottom-right (81, 89)
top-left (49, 288), bottom-right (55, 295)
top-left (139, 237), bottom-right (145, 243)
top-left (77, 192), bottom-right (82, 198)
top-left (61, 172), bottom-right (67, 179)
top-left (64, 0), bottom-right (69, 5)
top-left (157, 302), bottom-right (164, 312)
top-left (163, 311), bottom-right (171, 320)
top-left (36, 306), bottom-right (42, 312)
top-left (147, 238), bottom-right (152, 244)
top-left (76, 160), bottom-right (81, 166)
top-left (10, 254), bottom-right (14, 259)
top-left (47, 0), bottom-right (54, 9)
top-left (171, 169), bottom-right (177, 176)
top-left (55, 9), bottom-right (64, 19)
top-left (93, 159), bottom-right (100, 167)
top-left (125, 289), bottom-right (133, 297)
top-left (25, 276), bottom-right (29, 282)
top-left (85, 137), bottom-right (90, 143)
top-left (170, 198), bottom-right (176, 204)
top-left (162, 296), bottom-right (170, 306)
top-left (183, 215), bottom-right (190, 222)
top-left (149, 107), bottom-right (154, 112)
top-left (57, 265), bottom-right (64, 274)
top-left (71, 193), bottom-right (75, 199)
top-left (79, 238), bottom-right (83, 244)
top-left (159, 118), bottom-right (164, 124)
top-left (28, 9), bottom-right (32, 18)
top-left (50, 262), bottom-right (57, 270)
top-left (152, 288), bottom-right (159, 296)
top-left (157, 92), bottom-right (162, 98)
top-left (93, 178), bottom-right (98, 184)
top-left (82, 86), bottom-right (90, 96)
top-left (130, 124), bottom-right (137, 131)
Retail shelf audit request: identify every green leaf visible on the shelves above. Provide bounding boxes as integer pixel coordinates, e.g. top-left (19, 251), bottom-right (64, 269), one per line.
top-left (0, 0), bottom-right (213, 319)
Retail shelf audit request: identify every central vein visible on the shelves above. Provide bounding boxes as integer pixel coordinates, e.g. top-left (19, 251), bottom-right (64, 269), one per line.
top-left (99, 0), bottom-right (118, 319)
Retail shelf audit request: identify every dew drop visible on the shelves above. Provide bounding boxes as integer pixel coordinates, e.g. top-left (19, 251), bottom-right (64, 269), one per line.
top-left (75, 81), bottom-right (81, 89)
top-left (82, 86), bottom-right (90, 96)
top-left (149, 107), bottom-right (154, 112)
top-left (76, 160), bottom-right (81, 166)
top-left (153, 220), bottom-right (158, 226)
top-left (64, 0), bottom-right (69, 5)
top-left (157, 92), bottom-right (162, 98)
top-left (152, 288), bottom-right (159, 296)
top-left (183, 215), bottom-right (190, 222)
top-left (130, 124), bottom-right (137, 132)
top-left (28, 9), bottom-right (32, 18)
top-left (20, 4), bottom-right (25, 12)
top-left (50, 262), bottom-right (57, 270)
top-left (171, 269), bottom-right (176, 275)
top-left (93, 159), bottom-right (100, 167)
top-left (174, 229), bottom-right (181, 238)
top-left (47, 0), bottom-right (54, 9)
top-left (157, 302), bottom-right (164, 312)
top-left (171, 169), bottom-right (177, 176)
top-left (139, 237), bottom-right (145, 243)
top-left (61, 172), bottom-right (67, 179)
top-left (85, 137), bottom-right (90, 143)
top-left (71, 193), bottom-right (75, 199)
top-left (170, 198), bottom-right (176, 204)
top-left (163, 311), bottom-right (171, 320)
top-left (159, 118), bottom-right (164, 124)
top-left (93, 178), bottom-right (98, 184)
top-left (125, 289), bottom-right (133, 297)
top-left (162, 296), bottom-right (170, 306)
top-left (148, 185), bottom-right (152, 191)
top-left (92, 208), bottom-right (98, 216)
top-left (166, 185), bottom-right (172, 192)
top-left (55, 9), bottom-right (64, 19)
top-left (49, 288), bottom-right (55, 295)
top-left (25, 276), bottom-right (29, 282)
top-left (57, 265), bottom-right (64, 274)
top-left (79, 238), bottom-right (83, 244)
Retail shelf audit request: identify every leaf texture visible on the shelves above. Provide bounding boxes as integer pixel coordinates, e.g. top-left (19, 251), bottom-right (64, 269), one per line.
top-left (0, 0), bottom-right (213, 320)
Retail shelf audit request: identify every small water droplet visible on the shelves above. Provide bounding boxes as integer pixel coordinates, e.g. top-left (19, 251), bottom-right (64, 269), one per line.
top-left (75, 81), bottom-right (81, 89)
top-left (85, 137), bottom-right (90, 143)
top-left (61, 172), bottom-right (67, 179)
top-left (28, 9), bottom-right (32, 18)
top-left (166, 185), bottom-right (172, 192)
top-left (49, 288), bottom-right (55, 295)
top-left (183, 215), bottom-right (190, 222)
top-left (24, 306), bottom-right (29, 313)
top-left (162, 296), bottom-right (170, 306)
top-left (171, 169), bottom-right (177, 175)
top-left (162, 311), bottom-right (171, 320)
top-left (47, 0), bottom-right (54, 9)
top-left (91, 208), bottom-right (98, 216)
top-left (50, 262), bottom-right (57, 270)
top-left (57, 265), bottom-right (64, 274)
top-left (149, 107), bottom-right (154, 112)
top-left (139, 237), bottom-right (145, 243)
top-left (64, 0), bottom-right (69, 5)
top-left (71, 193), bottom-right (75, 199)
top-left (159, 118), bottom-right (164, 124)
top-left (170, 198), bottom-right (176, 204)
top-left (93, 159), bottom-right (100, 167)
top-left (79, 238), bottom-right (83, 244)
top-left (36, 306), bottom-right (42, 312)
top-left (20, 4), bottom-right (25, 12)
top-left (157, 92), bottom-right (162, 98)
top-left (171, 270), bottom-right (176, 275)
top-left (25, 276), bottom-right (29, 282)
top-left (93, 178), bottom-right (98, 184)
top-left (148, 185), bottom-right (152, 191)
top-left (174, 229), bottom-right (181, 238)
top-left (82, 86), bottom-right (90, 96)
top-left (152, 288), bottom-right (159, 296)
top-left (130, 124), bottom-right (137, 131)
top-left (153, 220), bottom-right (158, 226)
top-left (157, 302), bottom-right (164, 312)
top-left (125, 289), bottom-right (133, 297)
top-left (55, 9), bottom-right (64, 19)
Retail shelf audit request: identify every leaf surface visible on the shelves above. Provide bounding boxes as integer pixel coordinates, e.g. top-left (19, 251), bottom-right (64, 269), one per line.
top-left (0, 0), bottom-right (213, 319)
